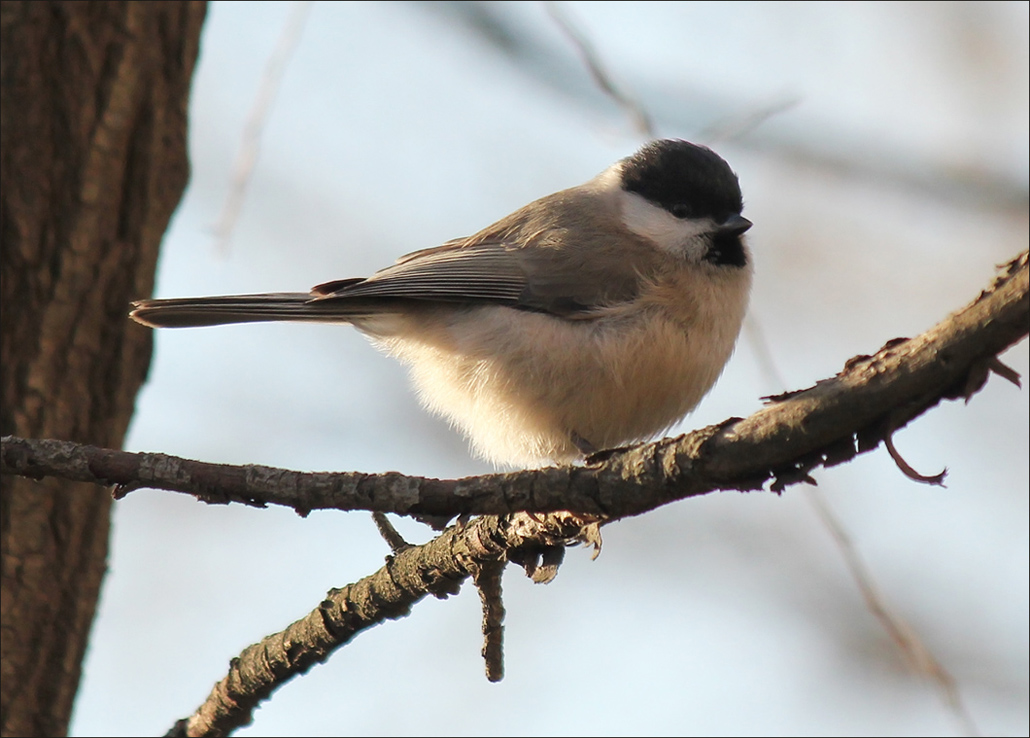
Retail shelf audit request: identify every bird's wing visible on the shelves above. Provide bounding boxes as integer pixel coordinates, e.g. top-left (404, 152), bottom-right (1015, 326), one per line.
top-left (311, 196), bottom-right (660, 316)
top-left (311, 240), bottom-right (529, 306)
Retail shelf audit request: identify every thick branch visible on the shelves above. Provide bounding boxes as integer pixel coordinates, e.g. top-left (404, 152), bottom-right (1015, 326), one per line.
top-left (5, 251), bottom-right (1022, 738)
top-left (164, 511), bottom-right (587, 737)
top-left (3, 251), bottom-right (1027, 521)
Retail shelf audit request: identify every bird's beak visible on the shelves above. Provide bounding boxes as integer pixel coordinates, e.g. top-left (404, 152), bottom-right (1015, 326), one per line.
top-left (717, 214), bottom-right (752, 235)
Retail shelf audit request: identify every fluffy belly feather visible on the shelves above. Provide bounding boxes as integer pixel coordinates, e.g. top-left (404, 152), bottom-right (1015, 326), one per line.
top-left (363, 295), bottom-right (744, 466)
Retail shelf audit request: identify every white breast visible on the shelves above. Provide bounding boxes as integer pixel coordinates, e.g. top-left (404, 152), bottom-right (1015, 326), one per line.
top-left (359, 255), bottom-right (752, 467)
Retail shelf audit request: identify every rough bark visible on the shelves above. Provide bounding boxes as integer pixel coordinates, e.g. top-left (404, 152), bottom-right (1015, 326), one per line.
top-left (2, 250), bottom-right (1025, 737)
top-left (4, 250), bottom-right (1026, 522)
top-left (0, 3), bottom-right (206, 735)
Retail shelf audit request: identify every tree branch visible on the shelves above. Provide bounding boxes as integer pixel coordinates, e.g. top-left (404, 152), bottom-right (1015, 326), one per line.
top-left (163, 511), bottom-right (590, 737)
top-left (3, 251), bottom-right (1026, 521)
top-left (4, 251), bottom-right (1024, 737)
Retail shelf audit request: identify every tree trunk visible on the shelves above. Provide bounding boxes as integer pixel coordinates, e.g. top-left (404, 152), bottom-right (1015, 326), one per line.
top-left (0, 2), bottom-right (206, 735)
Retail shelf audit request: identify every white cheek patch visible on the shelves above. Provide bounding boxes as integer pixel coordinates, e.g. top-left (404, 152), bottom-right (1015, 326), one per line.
top-left (619, 190), bottom-right (712, 260)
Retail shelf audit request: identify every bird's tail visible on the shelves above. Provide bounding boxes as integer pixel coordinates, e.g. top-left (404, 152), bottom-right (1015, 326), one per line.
top-left (130, 292), bottom-right (367, 328)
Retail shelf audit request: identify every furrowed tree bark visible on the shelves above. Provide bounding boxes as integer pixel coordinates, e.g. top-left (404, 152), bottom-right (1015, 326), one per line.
top-left (2, 250), bottom-right (1024, 737)
top-left (4, 250), bottom-right (1026, 521)
top-left (0, 3), bottom-right (206, 735)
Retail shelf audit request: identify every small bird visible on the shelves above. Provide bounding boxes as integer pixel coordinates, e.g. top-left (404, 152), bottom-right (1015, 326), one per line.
top-left (131, 139), bottom-right (753, 467)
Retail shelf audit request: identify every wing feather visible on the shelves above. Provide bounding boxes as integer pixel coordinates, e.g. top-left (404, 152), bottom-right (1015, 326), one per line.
top-left (309, 188), bottom-right (664, 316)
top-left (310, 241), bottom-right (527, 304)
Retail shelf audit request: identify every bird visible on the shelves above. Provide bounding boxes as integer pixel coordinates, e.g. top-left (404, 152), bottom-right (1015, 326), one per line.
top-left (131, 139), bottom-right (753, 467)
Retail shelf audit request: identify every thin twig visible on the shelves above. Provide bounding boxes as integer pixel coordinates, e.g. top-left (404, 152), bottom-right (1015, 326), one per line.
top-left (884, 430), bottom-right (948, 486)
top-left (213, 1), bottom-right (314, 252)
top-left (806, 491), bottom-right (980, 737)
top-left (163, 513), bottom-right (581, 736)
top-left (747, 256), bottom-right (970, 736)
top-left (472, 559), bottom-right (506, 682)
top-left (371, 511), bottom-right (410, 553)
top-left (987, 356), bottom-right (1022, 387)
top-left (5, 252), bottom-right (1025, 737)
top-left (544, 1), bottom-right (655, 138)
top-left (743, 313), bottom-right (786, 394)
top-left (698, 97), bottom-right (800, 145)
top-left (4, 259), bottom-right (1027, 519)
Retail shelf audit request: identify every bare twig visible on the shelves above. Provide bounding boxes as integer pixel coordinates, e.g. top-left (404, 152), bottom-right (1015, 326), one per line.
top-left (743, 313), bottom-right (787, 392)
top-left (371, 511), bottom-right (410, 553)
top-left (164, 513), bottom-right (576, 736)
top-left (534, 17), bottom-right (1008, 729)
top-left (884, 430), bottom-right (948, 486)
top-left (987, 356), bottom-right (1022, 387)
top-left (3, 252), bottom-right (1026, 738)
top-left (213, 1), bottom-right (313, 252)
top-left (463, 2), bottom-right (1027, 215)
top-left (750, 324), bottom-right (974, 736)
top-left (698, 96), bottom-right (800, 145)
top-left (544, 1), bottom-right (655, 138)
top-left (806, 492), bottom-right (980, 737)
top-left (750, 269), bottom-right (982, 736)
top-left (539, 19), bottom-right (935, 709)
top-left (471, 559), bottom-right (506, 683)
top-left (4, 253), bottom-right (1027, 519)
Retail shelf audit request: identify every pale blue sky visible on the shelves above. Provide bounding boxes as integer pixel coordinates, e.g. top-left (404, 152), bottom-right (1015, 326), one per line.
top-left (72, 3), bottom-right (1028, 736)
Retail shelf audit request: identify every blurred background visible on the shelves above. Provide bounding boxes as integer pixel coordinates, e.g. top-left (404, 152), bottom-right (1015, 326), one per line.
top-left (70, 2), bottom-right (1027, 736)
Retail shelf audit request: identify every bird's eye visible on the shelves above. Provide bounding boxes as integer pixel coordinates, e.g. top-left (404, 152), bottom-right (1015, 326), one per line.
top-left (669, 203), bottom-right (693, 219)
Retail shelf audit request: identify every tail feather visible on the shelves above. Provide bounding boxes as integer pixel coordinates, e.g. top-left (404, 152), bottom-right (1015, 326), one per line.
top-left (129, 292), bottom-right (366, 328)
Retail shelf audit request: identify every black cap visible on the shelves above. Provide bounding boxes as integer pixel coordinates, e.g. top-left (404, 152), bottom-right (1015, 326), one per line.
top-left (620, 139), bottom-right (743, 223)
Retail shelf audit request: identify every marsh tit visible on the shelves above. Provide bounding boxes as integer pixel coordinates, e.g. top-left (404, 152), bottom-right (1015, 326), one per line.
top-left (131, 139), bottom-right (753, 466)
